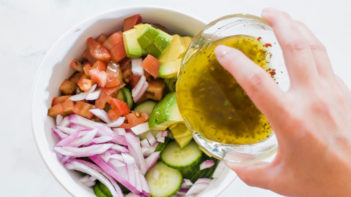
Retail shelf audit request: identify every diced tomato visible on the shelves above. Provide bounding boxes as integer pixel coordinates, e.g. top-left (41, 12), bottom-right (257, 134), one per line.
top-left (92, 60), bottom-right (107, 71)
top-left (120, 111), bottom-right (149, 129)
top-left (141, 54), bottom-right (161, 78)
top-left (52, 95), bottom-right (71, 106)
top-left (82, 49), bottom-right (96, 64)
top-left (60, 79), bottom-right (77, 95)
top-left (62, 99), bottom-right (74, 115)
top-left (86, 37), bottom-right (111, 62)
top-left (108, 98), bottom-right (130, 116)
top-left (123, 14), bottom-right (142, 31)
top-left (96, 34), bottom-right (107, 44)
top-left (146, 79), bottom-right (165, 101)
top-left (103, 86), bottom-right (120, 96)
top-left (105, 63), bottom-right (123, 88)
top-left (77, 75), bottom-right (93, 92)
top-left (89, 67), bottom-right (107, 88)
top-left (95, 91), bottom-right (111, 109)
top-left (83, 63), bottom-right (92, 76)
top-left (48, 103), bottom-right (63, 117)
top-left (70, 59), bottom-right (83, 72)
top-left (107, 109), bottom-right (120, 121)
top-left (103, 32), bottom-right (126, 62)
top-left (73, 101), bottom-right (93, 119)
top-left (69, 72), bottom-right (83, 84)
top-left (130, 74), bottom-right (141, 89)
top-left (103, 32), bottom-right (122, 49)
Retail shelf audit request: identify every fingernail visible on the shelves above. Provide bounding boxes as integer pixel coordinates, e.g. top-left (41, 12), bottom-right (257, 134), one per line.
top-left (214, 45), bottom-right (231, 58)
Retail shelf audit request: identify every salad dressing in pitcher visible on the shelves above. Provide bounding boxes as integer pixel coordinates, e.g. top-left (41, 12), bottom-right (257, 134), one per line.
top-left (177, 35), bottom-right (272, 144)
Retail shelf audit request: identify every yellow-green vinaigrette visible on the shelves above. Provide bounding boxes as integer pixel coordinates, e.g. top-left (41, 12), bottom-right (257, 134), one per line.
top-left (176, 35), bottom-right (272, 144)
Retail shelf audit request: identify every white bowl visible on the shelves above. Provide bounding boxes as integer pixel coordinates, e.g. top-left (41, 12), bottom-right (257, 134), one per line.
top-left (32, 6), bottom-right (236, 197)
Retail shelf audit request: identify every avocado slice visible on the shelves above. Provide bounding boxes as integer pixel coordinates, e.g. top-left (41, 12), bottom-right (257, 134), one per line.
top-left (158, 35), bottom-right (192, 79)
top-left (159, 35), bottom-right (186, 62)
top-left (137, 24), bottom-right (173, 58)
top-left (169, 123), bottom-right (193, 148)
top-left (122, 24), bottom-right (147, 58)
top-left (159, 59), bottom-right (181, 78)
top-left (148, 92), bottom-right (183, 130)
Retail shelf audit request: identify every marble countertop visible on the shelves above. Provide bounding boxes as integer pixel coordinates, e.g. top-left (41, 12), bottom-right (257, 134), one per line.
top-left (1, 0), bottom-right (350, 196)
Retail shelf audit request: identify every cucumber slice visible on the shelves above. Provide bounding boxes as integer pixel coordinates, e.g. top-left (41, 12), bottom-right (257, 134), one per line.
top-left (93, 183), bottom-right (109, 197)
top-left (134, 101), bottom-right (156, 114)
top-left (121, 87), bottom-right (133, 109)
top-left (146, 162), bottom-right (182, 197)
top-left (161, 141), bottom-right (202, 169)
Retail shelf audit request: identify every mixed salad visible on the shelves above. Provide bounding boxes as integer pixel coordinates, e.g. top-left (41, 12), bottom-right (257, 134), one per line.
top-left (48, 14), bottom-right (219, 197)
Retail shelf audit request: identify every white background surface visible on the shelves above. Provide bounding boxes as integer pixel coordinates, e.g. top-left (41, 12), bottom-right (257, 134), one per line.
top-left (1, 0), bottom-right (350, 196)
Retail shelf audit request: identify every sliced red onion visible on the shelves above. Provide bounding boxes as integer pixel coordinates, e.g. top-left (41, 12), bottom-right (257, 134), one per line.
top-left (59, 116), bottom-right (70, 127)
top-left (52, 128), bottom-right (67, 139)
top-left (113, 128), bottom-right (126, 135)
top-left (140, 139), bottom-right (150, 148)
top-left (200, 160), bottom-right (215, 170)
top-left (90, 155), bottom-right (141, 195)
top-left (79, 175), bottom-right (96, 187)
top-left (145, 152), bottom-right (160, 170)
top-left (186, 178), bottom-right (212, 196)
top-left (55, 143), bottom-right (113, 157)
top-left (131, 58), bottom-right (144, 76)
top-left (146, 133), bottom-right (156, 146)
top-left (121, 153), bottom-right (136, 164)
top-left (69, 114), bottom-right (102, 128)
top-left (86, 89), bottom-right (101, 101)
top-left (65, 159), bottom-right (123, 197)
top-left (69, 116), bottom-right (127, 145)
top-left (70, 92), bottom-right (89, 101)
top-left (156, 131), bottom-right (168, 143)
top-left (110, 159), bottom-right (127, 168)
top-left (107, 117), bottom-right (125, 128)
top-left (70, 84), bottom-right (97, 101)
top-left (125, 193), bottom-right (141, 197)
top-left (181, 179), bottom-right (193, 189)
top-left (112, 133), bottom-right (128, 146)
top-left (125, 132), bottom-right (147, 174)
top-left (69, 123), bottom-right (88, 130)
top-left (89, 108), bottom-right (110, 123)
top-left (56, 129), bottom-right (97, 147)
top-left (142, 143), bottom-right (157, 157)
top-left (91, 136), bottom-right (114, 144)
top-left (56, 115), bottom-right (63, 126)
top-left (110, 144), bottom-right (129, 153)
top-left (176, 188), bottom-right (189, 196)
top-left (57, 126), bottom-right (77, 135)
top-left (132, 75), bottom-right (148, 102)
top-left (102, 152), bottom-right (124, 163)
top-left (131, 123), bottom-right (149, 135)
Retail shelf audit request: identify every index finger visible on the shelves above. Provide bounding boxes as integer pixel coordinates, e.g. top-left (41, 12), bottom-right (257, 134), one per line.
top-left (215, 45), bottom-right (287, 123)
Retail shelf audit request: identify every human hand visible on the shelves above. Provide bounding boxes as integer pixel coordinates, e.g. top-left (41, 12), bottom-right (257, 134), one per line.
top-left (215, 8), bottom-right (351, 197)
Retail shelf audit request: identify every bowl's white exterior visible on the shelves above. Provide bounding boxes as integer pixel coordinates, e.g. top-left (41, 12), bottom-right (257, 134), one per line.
top-left (32, 6), bottom-right (235, 197)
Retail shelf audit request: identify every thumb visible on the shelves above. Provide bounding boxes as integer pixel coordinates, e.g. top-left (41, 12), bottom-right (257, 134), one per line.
top-left (225, 161), bottom-right (274, 189)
